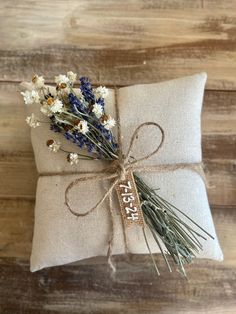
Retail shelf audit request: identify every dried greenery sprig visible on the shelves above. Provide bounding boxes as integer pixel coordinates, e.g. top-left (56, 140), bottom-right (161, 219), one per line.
top-left (22, 72), bottom-right (214, 277)
top-left (134, 174), bottom-right (214, 276)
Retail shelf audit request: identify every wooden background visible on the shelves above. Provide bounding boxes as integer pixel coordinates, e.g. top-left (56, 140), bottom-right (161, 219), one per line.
top-left (0, 1), bottom-right (236, 313)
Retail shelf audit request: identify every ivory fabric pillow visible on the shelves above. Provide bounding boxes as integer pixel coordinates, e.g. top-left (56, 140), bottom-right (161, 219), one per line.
top-left (24, 72), bottom-right (223, 272)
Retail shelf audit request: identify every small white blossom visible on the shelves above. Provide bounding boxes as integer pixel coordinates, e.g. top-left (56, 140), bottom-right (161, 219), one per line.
top-left (25, 113), bottom-right (40, 128)
top-left (55, 74), bottom-right (70, 85)
top-left (67, 152), bottom-right (79, 165)
top-left (50, 99), bottom-right (64, 113)
top-left (76, 120), bottom-right (89, 135)
top-left (94, 86), bottom-right (109, 99)
top-left (47, 139), bottom-right (61, 153)
top-left (21, 90), bottom-right (40, 105)
top-left (40, 104), bottom-right (53, 117)
top-left (67, 71), bottom-right (77, 84)
top-left (32, 75), bottom-right (45, 89)
top-left (92, 103), bottom-right (103, 118)
top-left (102, 116), bottom-right (116, 130)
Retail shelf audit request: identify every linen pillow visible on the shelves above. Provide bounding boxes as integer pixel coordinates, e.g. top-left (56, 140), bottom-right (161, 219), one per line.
top-left (24, 72), bottom-right (223, 272)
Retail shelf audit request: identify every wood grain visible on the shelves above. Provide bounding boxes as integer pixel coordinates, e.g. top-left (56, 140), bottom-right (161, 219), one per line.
top-left (0, 1), bottom-right (235, 89)
top-left (0, 257), bottom-right (236, 314)
top-left (1, 47), bottom-right (235, 90)
top-left (2, 0), bottom-right (236, 50)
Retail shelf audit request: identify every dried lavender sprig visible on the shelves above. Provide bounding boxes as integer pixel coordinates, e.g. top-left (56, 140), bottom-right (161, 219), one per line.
top-left (68, 105), bottom-right (118, 155)
top-left (51, 110), bottom-right (118, 160)
top-left (57, 109), bottom-right (118, 158)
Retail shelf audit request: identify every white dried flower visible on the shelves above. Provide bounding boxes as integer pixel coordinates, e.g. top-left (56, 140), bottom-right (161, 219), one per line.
top-left (21, 90), bottom-right (40, 105)
top-left (32, 75), bottom-right (45, 89)
top-left (102, 116), bottom-right (116, 130)
top-left (40, 104), bottom-right (53, 117)
top-left (75, 120), bottom-right (89, 135)
top-left (50, 99), bottom-right (63, 113)
top-left (67, 152), bottom-right (79, 165)
top-left (46, 139), bottom-right (61, 153)
top-left (25, 113), bottom-right (40, 128)
top-left (67, 71), bottom-right (77, 84)
top-left (55, 74), bottom-right (70, 85)
top-left (94, 86), bottom-right (109, 99)
top-left (92, 103), bottom-right (103, 118)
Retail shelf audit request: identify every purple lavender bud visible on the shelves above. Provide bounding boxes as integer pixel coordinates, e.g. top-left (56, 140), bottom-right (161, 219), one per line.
top-left (79, 77), bottom-right (95, 104)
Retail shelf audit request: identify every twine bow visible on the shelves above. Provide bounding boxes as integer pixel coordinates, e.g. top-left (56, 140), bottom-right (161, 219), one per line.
top-left (65, 121), bottom-right (165, 217)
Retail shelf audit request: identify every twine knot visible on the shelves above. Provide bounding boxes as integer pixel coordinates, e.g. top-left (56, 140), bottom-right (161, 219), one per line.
top-left (111, 159), bottom-right (127, 181)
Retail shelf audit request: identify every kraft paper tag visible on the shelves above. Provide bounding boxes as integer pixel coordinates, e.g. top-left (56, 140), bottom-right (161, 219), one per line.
top-left (115, 170), bottom-right (144, 227)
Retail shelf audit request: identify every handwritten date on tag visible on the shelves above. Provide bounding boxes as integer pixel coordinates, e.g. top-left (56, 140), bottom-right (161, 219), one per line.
top-left (115, 170), bottom-right (144, 226)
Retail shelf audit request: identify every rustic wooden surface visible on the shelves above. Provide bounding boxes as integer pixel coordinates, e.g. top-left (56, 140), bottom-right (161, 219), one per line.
top-left (0, 1), bottom-right (236, 313)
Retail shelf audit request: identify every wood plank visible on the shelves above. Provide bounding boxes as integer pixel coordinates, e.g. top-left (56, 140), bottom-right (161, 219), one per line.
top-left (205, 160), bottom-right (236, 206)
top-left (212, 205), bottom-right (236, 267)
top-left (202, 90), bottom-right (236, 134)
top-left (0, 159), bottom-right (37, 199)
top-left (0, 256), bottom-right (235, 314)
top-left (203, 135), bottom-right (236, 159)
top-left (2, 1), bottom-right (236, 50)
top-left (0, 199), bottom-right (234, 265)
top-left (1, 47), bottom-right (235, 91)
top-left (0, 1), bottom-right (235, 89)
top-left (0, 200), bottom-right (34, 258)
